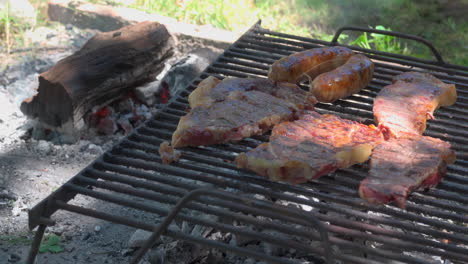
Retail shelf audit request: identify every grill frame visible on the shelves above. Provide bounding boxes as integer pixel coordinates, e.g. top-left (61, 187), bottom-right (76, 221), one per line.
top-left (27, 21), bottom-right (468, 264)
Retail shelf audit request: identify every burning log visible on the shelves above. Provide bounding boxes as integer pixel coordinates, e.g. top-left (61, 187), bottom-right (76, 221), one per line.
top-left (20, 21), bottom-right (174, 134)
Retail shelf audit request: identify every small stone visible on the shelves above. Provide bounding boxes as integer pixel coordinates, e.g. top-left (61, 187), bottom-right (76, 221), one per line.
top-left (81, 232), bottom-right (91, 241)
top-left (65, 246), bottom-right (75, 253)
top-left (87, 144), bottom-right (103, 155)
top-left (7, 253), bottom-right (21, 263)
top-left (135, 80), bottom-right (161, 106)
top-left (36, 140), bottom-right (52, 155)
top-left (117, 117), bottom-right (133, 135)
top-left (63, 231), bottom-right (73, 241)
top-left (127, 229), bottom-right (152, 248)
top-left (51, 225), bottom-right (65, 235)
top-left (94, 225), bottom-right (101, 232)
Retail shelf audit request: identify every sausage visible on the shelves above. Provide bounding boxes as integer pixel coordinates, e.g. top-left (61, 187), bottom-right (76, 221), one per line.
top-left (310, 54), bottom-right (374, 103)
top-left (268, 46), bottom-right (354, 83)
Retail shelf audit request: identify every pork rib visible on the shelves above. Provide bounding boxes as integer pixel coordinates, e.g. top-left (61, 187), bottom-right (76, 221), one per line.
top-left (373, 72), bottom-right (457, 139)
top-left (236, 112), bottom-right (383, 183)
top-left (359, 136), bottom-right (456, 208)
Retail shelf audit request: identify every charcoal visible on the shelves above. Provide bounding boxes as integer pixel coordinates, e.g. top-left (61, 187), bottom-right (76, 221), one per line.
top-left (96, 117), bottom-right (117, 135)
top-left (231, 228), bottom-right (258, 247)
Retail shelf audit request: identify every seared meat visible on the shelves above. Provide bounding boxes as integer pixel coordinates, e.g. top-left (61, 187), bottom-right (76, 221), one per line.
top-left (310, 54), bottom-right (374, 102)
top-left (374, 72), bottom-right (457, 139)
top-left (268, 46), bottom-right (354, 83)
top-left (359, 136), bottom-right (455, 208)
top-left (236, 112), bottom-right (383, 184)
top-left (393, 72), bottom-right (457, 107)
top-left (188, 76), bottom-right (311, 109)
top-left (159, 141), bottom-right (181, 164)
top-left (172, 89), bottom-right (316, 148)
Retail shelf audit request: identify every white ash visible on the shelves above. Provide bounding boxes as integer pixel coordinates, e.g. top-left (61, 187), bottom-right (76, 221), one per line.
top-left (160, 48), bottom-right (220, 95)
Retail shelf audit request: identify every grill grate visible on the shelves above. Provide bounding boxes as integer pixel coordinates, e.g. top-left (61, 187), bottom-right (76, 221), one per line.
top-left (27, 22), bottom-right (468, 264)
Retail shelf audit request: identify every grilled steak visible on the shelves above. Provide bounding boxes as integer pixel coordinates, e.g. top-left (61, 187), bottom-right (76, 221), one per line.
top-left (374, 72), bottom-right (457, 139)
top-left (172, 79), bottom-right (317, 148)
top-left (359, 136), bottom-right (456, 208)
top-left (310, 54), bottom-right (374, 103)
top-left (236, 111), bottom-right (383, 183)
top-left (393, 72), bottom-right (458, 106)
top-left (188, 76), bottom-right (312, 109)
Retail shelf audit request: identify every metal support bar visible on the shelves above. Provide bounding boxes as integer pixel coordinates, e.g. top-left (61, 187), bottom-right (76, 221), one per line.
top-left (26, 224), bottom-right (47, 264)
top-left (130, 188), bottom-right (333, 264)
top-left (330, 26), bottom-right (445, 65)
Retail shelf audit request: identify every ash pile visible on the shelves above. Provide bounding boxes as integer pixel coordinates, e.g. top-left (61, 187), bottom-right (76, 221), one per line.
top-left (1, 22), bottom-right (220, 147)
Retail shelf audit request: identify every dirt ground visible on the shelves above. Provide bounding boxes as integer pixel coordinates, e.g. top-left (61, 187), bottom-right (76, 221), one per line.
top-left (0, 23), bottom-right (226, 264)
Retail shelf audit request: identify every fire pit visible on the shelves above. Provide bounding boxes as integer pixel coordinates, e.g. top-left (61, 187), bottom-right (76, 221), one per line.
top-left (26, 21), bottom-right (468, 264)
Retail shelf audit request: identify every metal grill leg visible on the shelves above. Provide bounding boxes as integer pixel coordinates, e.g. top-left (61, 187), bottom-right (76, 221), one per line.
top-left (129, 189), bottom-right (209, 264)
top-left (130, 188), bottom-right (333, 264)
top-left (26, 224), bottom-right (47, 264)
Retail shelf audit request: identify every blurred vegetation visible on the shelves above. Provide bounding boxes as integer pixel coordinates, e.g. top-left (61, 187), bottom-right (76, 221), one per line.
top-left (1, 0), bottom-right (467, 65)
top-left (0, 0), bottom-right (49, 52)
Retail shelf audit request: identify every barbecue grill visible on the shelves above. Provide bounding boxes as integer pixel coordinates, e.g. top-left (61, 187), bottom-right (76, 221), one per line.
top-left (26, 21), bottom-right (468, 264)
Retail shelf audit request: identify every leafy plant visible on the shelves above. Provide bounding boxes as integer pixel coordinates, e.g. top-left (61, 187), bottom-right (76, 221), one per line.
top-left (39, 234), bottom-right (64, 253)
top-left (350, 25), bottom-right (412, 56)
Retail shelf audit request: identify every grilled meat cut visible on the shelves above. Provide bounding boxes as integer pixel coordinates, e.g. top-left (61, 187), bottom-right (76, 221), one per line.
top-left (171, 77), bottom-right (317, 148)
top-left (310, 54), bottom-right (374, 103)
top-left (236, 111), bottom-right (383, 184)
top-left (374, 72), bottom-right (457, 139)
top-left (393, 72), bottom-right (458, 106)
top-left (268, 46), bottom-right (354, 83)
top-left (359, 136), bottom-right (456, 208)
top-left (159, 141), bottom-right (181, 164)
top-left (188, 76), bottom-right (311, 109)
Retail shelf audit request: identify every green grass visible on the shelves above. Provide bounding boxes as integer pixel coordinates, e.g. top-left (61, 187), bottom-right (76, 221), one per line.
top-left (125, 0), bottom-right (467, 66)
top-left (349, 25), bottom-right (413, 56)
top-left (1, 0), bottom-right (467, 65)
top-left (0, 234), bottom-right (32, 246)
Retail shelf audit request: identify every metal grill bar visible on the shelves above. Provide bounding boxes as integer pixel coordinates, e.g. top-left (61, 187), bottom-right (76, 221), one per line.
top-left (28, 21), bottom-right (468, 264)
top-left (83, 165), bottom-right (468, 258)
top-left (104, 144), bottom-right (468, 242)
top-left (54, 201), bottom-right (301, 264)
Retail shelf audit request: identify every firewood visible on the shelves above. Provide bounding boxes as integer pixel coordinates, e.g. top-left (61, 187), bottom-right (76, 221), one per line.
top-left (21, 21), bottom-right (174, 130)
